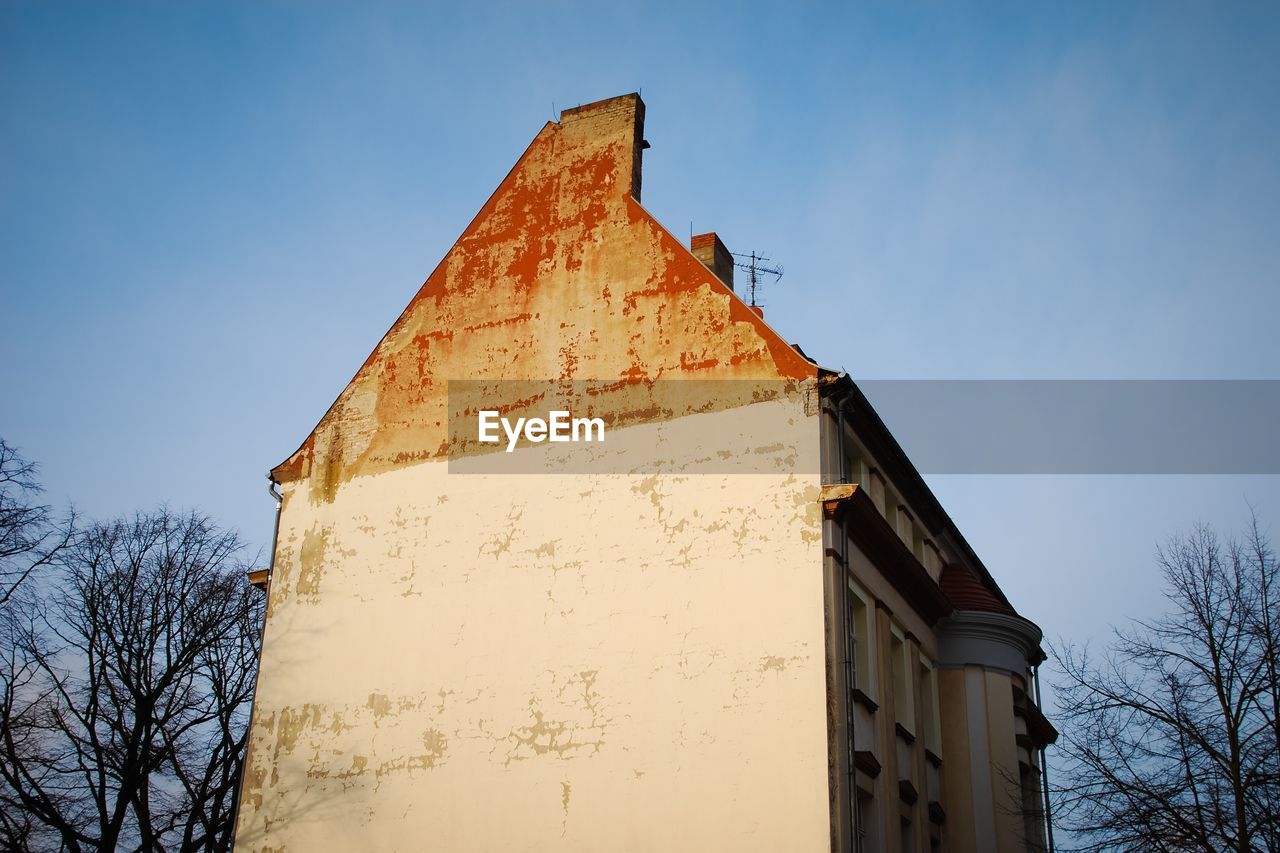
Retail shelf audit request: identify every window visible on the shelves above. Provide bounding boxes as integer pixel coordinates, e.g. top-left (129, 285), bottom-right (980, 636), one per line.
top-left (868, 469), bottom-right (887, 514)
top-left (890, 626), bottom-right (914, 734)
top-left (1021, 765), bottom-right (1046, 851)
top-left (846, 582), bottom-right (873, 695)
top-left (841, 427), bottom-right (862, 485)
top-left (921, 540), bottom-right (942, 580)
top-left (919, 656), bottom-right (941, 755)
top-left (854, 790), bottom-right (873, 853)
top-left (896, 505), bottom-right (915, 549)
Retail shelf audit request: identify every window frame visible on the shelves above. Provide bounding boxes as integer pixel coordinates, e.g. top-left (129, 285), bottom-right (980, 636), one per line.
top-left (846, 578), bottom-right (876, 697)
top-left (890, 623), bottom-right (915, 736)
top-left (918, 653), bottom-right (942, 755)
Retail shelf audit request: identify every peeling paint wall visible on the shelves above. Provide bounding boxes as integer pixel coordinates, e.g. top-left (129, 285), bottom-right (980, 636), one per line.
top-left (235, 95), bottom-right (828, 851)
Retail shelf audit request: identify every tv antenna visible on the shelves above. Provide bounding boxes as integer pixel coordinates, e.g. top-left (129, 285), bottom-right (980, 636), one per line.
top-left (731, 251), bottom-right (783, 308)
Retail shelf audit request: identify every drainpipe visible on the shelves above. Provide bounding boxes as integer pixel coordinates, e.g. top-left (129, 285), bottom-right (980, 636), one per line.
top-left (228, 474), bottom-right (283, 845)
top-left (1034, 663), bottom-right (1055, 853)
top-left (826, 377), bottom-right (858, 851)
top-left (841, 503), bottom-right (858, 852)
top-left (267, 478), bottom-right (283, 577)
top-left (826, 373), bottom-right (855, 489)
top-left (835, 386), bottom-right (846, 488)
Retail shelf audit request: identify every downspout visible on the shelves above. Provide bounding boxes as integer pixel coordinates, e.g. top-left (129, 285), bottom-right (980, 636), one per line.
top-left (229, 474), bottom-right (283, 846)
top-left (841, 507), bottom-right (858, 852)
top-left (834, 389), bottom-right (855, 845)
top-left (1034, 663), bottom-right (1055, 853)
top-left (827, 378), bottom-right (858, 851)
top-left (835, 384), bottom-right (846, 487)
top-left (267, 478), bottom-right (283, 576)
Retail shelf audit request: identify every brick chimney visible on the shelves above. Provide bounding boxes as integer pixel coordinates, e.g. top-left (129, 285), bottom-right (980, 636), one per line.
top-left (559, 93), bottom-right (647, 202)
top-left (691, 232), bottom-right (734, 292)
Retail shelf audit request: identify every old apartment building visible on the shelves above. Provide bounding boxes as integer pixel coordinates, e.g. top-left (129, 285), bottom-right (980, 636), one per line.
top-left (234, 94), bottom-right (1055, 852)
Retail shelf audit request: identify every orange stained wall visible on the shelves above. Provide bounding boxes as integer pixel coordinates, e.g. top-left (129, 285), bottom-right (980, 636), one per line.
top-left (274, 94), bottom-right (814, 503)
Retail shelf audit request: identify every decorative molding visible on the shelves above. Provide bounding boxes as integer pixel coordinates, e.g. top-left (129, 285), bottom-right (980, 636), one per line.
top-left (854, 750), bottom-right (882, 778)
top-left (820, 483), bottom-right (858, 518)
top-left (837, 487), bottom-right (952, 624)
top-left (1014, 695), bottom-right (1059, 746)
top-left (851, 687), bottom-right (879, 713)
top-left (937, 609), bottom-right (1044, 674)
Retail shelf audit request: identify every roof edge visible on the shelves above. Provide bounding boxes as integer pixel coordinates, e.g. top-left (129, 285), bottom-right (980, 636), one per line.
top-left (269, 120), bottom-right (562, 484)
top-left (821, 371), bottom-right (1018, 614)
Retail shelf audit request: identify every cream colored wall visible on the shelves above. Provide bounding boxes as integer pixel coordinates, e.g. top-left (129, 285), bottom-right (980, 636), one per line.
top-left (235, 400), bottom-right (830, 852)
top-left (936, 665), bottom-right (1030, 853)
top-left (984, 669), bottom-right (1023, 853)
top-left (938, 668), bottom-right (973, 852)
top-left (234, 93), bottom-right (831, 850)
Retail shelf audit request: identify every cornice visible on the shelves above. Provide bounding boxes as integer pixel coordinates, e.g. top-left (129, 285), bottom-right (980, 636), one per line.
top-left (820, 376), bottom-right (1016, 612)
top-left (822, 484), bottom-right (953, 625)
top-left (937, 609), bottom-right (1043, 673)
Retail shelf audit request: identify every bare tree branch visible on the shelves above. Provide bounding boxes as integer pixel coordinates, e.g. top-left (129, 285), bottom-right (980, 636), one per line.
top-left (0, 438), bottom-right (74, 605)
top-left (0, 507), bottom-right (264, 852)
top-left (1052, 513), bottom-right (1280, 852)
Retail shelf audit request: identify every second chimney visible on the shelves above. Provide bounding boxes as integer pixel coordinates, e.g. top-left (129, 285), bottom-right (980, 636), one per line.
top-left (691, 232), bottom-right (734, 292)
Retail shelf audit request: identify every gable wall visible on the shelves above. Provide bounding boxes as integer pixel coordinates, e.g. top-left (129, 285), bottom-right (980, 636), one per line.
top-left (235, 95), bottom-right (830, 851)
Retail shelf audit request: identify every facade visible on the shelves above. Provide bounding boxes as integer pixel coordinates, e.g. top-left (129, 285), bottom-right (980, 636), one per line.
top-left (234, 94), bottom-right (1055, 852)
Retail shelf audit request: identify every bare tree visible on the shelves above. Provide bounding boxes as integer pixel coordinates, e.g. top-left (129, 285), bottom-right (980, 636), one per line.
top-left (0, 438), bottom-right (73, 605)
top-left (0, 508), bottom-right (264, 852)
top-left (1053, 514), bottom-right (1280, 852)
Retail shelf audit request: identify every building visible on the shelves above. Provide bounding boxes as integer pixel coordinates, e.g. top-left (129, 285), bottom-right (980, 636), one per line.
top-left (234, 93), bottom-right (1056, 852)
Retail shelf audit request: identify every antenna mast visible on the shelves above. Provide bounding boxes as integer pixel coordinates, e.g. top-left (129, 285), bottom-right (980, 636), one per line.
top-left (730, 251), bottom-right (784, 308)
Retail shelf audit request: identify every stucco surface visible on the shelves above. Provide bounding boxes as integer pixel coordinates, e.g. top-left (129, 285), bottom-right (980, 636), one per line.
top-left (236, 94), bottom-right (829, 851)
top-left (270, 94), bottom-right (813, 498)
top-left (239, 410), bottom-right (827, 850)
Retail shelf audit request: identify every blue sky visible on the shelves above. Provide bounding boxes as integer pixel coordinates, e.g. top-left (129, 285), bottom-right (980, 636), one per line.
top-left (3, 2), bottom-right (1279, 675)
